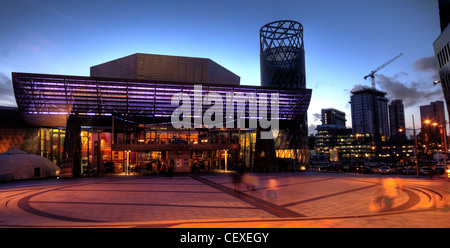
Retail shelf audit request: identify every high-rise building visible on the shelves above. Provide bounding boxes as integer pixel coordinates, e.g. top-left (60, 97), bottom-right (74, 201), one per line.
top-left (438, 0), bottom-right (450, 32)
top-left (389, 99), bottom-right (406, 139)
top-left (420, 101), bottom-right (446, 124)
top-left (420, 101), bottom-right (446, 139)
top-left (350, 87), bottom-right (390, 138)
top-left (350, 87), bottom-right (389, 155)
top-left (434, 0), bottom-right (450, 120)
top-left (315, 108), bottom-right (353, 159)
top-left (321, 108), bottom-right (346, 127)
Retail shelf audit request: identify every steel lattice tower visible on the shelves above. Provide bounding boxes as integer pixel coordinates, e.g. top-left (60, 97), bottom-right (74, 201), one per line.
top-left (258, 20), bottom-right (310, 169)
top-left (260, 20), bottom-right (306, 89)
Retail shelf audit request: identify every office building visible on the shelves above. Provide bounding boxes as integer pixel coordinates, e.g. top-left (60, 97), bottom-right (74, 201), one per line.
top-left (420, 101), bottom-right (446, 139)
top-left (315, 108), bottom-right (353, 159)
top-left (438, 0), bottom-right (450, 32)
top-left (350, 87), bottom-right (389, 156)
top-left (434, 0), bottom-right (450, 120)
top-left (320, 108), bottom-right (346, 126)
top-left (389, 99), bottom-right (406, 139)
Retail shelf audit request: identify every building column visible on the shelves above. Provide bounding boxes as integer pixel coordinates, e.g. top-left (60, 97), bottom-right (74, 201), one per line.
top-left (60, 116), bottom-right (81, 178)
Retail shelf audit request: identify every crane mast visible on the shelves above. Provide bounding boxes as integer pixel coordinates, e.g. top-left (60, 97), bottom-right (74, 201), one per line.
top-left (364, 52), bottom-right (403, 89)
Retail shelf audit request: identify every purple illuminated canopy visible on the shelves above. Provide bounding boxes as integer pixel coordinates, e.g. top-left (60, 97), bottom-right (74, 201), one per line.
top-left (12, 72), bottom-right (311, 127)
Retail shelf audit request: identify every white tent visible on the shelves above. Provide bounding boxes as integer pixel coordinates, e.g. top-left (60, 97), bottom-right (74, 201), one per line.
top-left (0, 148), bottom-right (60, 181)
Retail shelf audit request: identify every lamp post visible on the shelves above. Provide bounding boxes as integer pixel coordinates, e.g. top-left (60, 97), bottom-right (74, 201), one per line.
top-left (125, 150), bottom-right (131, 175)
top-left (399, 115), bottom-right (420, 178)
top-left (427, 120), bottom-right (449, 182)
top-left (431, 80), bottom-right (449, 181)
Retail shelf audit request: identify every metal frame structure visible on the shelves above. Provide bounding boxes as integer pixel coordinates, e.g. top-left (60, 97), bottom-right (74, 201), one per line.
top-left (260, 20), bottom-right (306, 89)
top-left (12, 72), bottom-right (311, 127)
top-left (259, 20), bottom-right (310, 168)
top-left (11, 72), bottom-right (312, 176)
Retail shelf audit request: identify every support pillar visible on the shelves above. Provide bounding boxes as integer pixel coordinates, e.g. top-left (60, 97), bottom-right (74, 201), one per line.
top-left (60, 116), bottom-right (81, 178)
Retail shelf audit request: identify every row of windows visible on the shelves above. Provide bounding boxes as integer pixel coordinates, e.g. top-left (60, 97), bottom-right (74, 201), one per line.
top-left (441, 72), bottom-right (450, 102)
top-left (437, 42), bottom-right (450, 68)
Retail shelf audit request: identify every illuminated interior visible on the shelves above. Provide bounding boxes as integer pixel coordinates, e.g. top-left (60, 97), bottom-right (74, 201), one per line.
top-left (12, 72), bottom-right (312, 175)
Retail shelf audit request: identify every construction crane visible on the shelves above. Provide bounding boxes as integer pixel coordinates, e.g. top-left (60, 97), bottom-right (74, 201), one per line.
top-left (364, 52), bottom-right (404, 89)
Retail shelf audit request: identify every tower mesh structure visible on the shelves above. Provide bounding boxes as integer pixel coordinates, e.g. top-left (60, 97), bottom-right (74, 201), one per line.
top-left (258, 20), bottom-right (310, 169)
top-left (260, 20), bottom-right (306, 89)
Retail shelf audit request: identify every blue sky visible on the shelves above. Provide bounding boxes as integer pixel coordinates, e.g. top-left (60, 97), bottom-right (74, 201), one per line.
top-left (0, 0), bottom-right (443, 134)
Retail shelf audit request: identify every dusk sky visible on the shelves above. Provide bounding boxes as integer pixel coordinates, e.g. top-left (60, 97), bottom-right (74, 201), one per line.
top-left (0, 0), bottom-right (443, 134)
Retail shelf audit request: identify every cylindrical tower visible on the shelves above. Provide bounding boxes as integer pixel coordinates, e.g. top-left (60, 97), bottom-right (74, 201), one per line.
top-left (258, 20), bottom-right (309, 169)
top-left (260, 20), bottom-right (306, 89)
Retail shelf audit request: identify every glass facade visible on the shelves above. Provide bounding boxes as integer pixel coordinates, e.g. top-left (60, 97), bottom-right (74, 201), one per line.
top-left (350, 88), bottom-right (390, 141)
top-left (12, 72), bottom-right (312, 177)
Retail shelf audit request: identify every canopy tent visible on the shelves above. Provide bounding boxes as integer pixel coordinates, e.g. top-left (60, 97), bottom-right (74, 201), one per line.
top-left (0, 148), bottom-right (60, 181)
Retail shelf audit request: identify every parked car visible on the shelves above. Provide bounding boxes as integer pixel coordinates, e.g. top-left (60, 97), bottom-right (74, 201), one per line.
top-left (356, 166), bottom-right (373, 174)
top-left (379, 166), bottom-right (391, 174)
top-left (320, 164), bottom-right (343, 173)
top-left (433, 166), bottom-right (446, 175)
top-left (400, 167), bottom-right (414, 175)
top-left (420, 167), bottom-right (431, 175)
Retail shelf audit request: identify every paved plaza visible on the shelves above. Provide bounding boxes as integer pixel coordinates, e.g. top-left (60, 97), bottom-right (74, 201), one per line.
top-left (0, 172), bottom-right (449, 228)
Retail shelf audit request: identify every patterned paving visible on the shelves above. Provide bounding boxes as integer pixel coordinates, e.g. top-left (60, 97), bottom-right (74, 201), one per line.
top-left (1, 172), bottom-right (449, 227)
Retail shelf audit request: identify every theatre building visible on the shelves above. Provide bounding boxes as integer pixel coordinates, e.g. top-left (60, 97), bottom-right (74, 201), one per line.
top-left (6, 53), bottom-right (311, 178)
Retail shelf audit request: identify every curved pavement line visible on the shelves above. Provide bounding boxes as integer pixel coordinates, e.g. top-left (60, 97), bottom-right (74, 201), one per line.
top-left (6, 176), bottom-right (439, 226)
top-left (191, 175), bottom-right (305, 218)
top-left (17, 189), bottom-right (104, 223)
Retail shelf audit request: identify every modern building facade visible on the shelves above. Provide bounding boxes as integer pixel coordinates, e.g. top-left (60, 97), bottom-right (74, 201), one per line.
top-left (350, 87), bottom-right (389, 156)
top-left (314, 126), bottom-right (354, 159)
top-left (3, 19), bottom-right (313, 178)
top-left (420, 101), bottom-right (446, 124)
top-left (389, 99), bottom-right (406, 139)
top-left (320, 108), bottom-right (346, 126)
top-left (350, 87), bottom-right (390, 138)
top-left (420, 101), bottom-right (446, 139)
top-left (260, 20), bottom-right (306, 89)
top-left (90, 53), bottom-right (240, 86)
top-left (9, 52), bottom-right (312, 177)
top-left (434, 0), bottom-right (450, 121)
top-left (315, 108), bottom-right (353, 159)
top-left (438, 0), bottom-right (450, 33)
top-left (259, 20), bottom-right (310, 167)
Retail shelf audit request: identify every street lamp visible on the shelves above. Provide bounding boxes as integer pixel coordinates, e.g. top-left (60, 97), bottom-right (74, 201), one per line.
top-left (399, 115), bottom-right (420, 177)
top-left (431, 80), bottom-right (449, 181)
top-left (426, 120), bottom-right (449, 182)
top-left (125, 150), bottom-right (131, 175)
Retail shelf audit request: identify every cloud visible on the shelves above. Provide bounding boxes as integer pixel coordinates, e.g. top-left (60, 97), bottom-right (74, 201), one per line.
top-left (312, 113), bottom-right (321, 122)
top-left (413, 55), bottom-right (439, 79)
top-left (413, 56), bottom-right (438, 72)
top-left (17, 39), bottom-right (40, 54)
top-left (0, 73), bottom-right (17, 107)
top-left (28, 0), bottom-right (96, 30)
top-left (376, 73), bottom-right (442, 107)
top-left (308, 123), bottom-right (317, 135)
top-left (355, 56), bottom-right (443, 108)
top-left (351, 84), bottom-right (369, 92)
